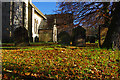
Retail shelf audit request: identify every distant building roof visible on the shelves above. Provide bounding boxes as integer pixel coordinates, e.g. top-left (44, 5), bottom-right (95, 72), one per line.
top-left (46, 13), bottom-right (73, 26)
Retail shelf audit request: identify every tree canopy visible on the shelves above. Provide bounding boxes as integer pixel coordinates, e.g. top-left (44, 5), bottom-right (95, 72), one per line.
top-left (56, 2), bottom-right (114, 28)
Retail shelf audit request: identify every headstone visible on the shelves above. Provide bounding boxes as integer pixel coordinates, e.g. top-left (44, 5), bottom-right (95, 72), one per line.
top-left (112, 32), bottom-right (120, 50)
top-left (58, 31), bottom-right (71, 45)
top-left (86, 35), bottom-right (96, 43)
top-left (14, 26), bottom-right (30, 46)
top-left (90, 36), bottom-right (95, 43)
top-left (72, 26), bottom-right (86, 47)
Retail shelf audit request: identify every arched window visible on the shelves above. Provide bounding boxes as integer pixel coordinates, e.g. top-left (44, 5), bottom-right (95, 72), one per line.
top-left (34, 19), bottom-right (38, 34)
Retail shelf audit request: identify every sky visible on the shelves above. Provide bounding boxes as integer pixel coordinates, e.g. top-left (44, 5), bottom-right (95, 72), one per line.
top-left (32, 2), bottom-right (58, 15)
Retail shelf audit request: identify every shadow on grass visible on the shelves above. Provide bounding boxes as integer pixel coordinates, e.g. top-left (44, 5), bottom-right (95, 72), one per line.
top-left (2, 71), bottom-right (55, 80)
top-left (1, 48), bottom-right (27, 50)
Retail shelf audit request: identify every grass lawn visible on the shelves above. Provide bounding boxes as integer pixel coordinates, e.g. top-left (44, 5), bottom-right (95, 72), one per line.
top-left (2, 43), bottom-right (120, 79)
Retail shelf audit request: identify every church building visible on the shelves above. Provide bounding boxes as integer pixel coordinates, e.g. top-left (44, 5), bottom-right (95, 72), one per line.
top-left (2, 0), bottom-right (47, 43)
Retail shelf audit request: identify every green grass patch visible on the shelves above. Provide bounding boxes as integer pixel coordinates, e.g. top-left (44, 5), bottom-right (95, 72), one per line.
top-left (2, 43), bottom-right (120, 79)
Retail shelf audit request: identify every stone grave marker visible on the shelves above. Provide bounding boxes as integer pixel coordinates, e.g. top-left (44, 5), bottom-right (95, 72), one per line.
top-left (58, 31), bottom-right (71, 45)
top-left (72, 26), bottom-right (86, 47)
top-left (14, 26), bottom-right (30, 46)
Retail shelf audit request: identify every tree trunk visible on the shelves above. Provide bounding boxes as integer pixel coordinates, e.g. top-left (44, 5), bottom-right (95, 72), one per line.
top-left (102, 2), bottom-right (120, 50)
top-left (98, 2), bottom-right (110, 48)
top-left (101, 25), bottom-right (113, 49)
top-left (98, 25), bottom-right (102, 48)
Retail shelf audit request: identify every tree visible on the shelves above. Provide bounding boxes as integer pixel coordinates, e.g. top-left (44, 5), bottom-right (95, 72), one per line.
top-left (102, 2), bottom-right (120, 49)
top-left (56, 1), bottom-right (120, 49)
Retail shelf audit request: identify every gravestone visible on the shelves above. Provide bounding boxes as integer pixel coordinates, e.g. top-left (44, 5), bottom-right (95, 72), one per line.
top-left (90, 36), bottom-right (95, 43)
top-left (112, 32), bottom-right (120, 50)
top-left (86, 35), bottom-right (96, 43)
top-left (58, 31), bottom-right (71, 45)
top-left (14, 26), bottom-right (30, 46)
top-left (72, 26), bottom-right (86, 47)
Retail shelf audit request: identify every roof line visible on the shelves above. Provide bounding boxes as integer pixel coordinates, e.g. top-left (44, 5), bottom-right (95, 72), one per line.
top-left (29, 2), bottom-right (47, 20)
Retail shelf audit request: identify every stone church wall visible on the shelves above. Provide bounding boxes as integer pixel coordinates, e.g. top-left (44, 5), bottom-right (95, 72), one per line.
top-left (32, 11), bottom-right (43, 42)
top-left (2, 2), bottom-right (11, 43)
top-left (2, 1), bottom-right (47, 43)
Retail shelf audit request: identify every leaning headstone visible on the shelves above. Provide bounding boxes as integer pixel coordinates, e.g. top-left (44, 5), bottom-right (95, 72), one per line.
top-left (72, 26), bottom-right (86, 47)
top-left (58, 31), bottom-right (71, 45)
top-left (14, 26), bottom-right (30, 46)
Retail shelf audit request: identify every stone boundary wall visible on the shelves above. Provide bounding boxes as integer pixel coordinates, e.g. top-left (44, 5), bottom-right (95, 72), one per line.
top-left (38, 29), bottom-right (53, 42)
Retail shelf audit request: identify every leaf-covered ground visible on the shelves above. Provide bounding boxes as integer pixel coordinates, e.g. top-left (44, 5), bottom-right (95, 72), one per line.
top-left (2, 43), bottom-right (120, 79)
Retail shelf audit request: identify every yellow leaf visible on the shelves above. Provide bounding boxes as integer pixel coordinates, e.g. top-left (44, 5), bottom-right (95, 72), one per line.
top-left (55, 75), bottom-right (58, 78)
top-left (25, 72), bottom-right (30, 76)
